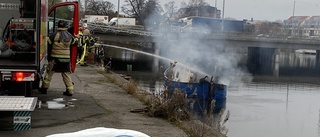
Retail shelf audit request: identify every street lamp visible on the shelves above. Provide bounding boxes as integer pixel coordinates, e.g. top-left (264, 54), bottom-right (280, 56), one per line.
top-left (214, 0), bottom-right (217, 18)
top-left (291, 0), bottom-right (296, 36)
top-left (221, 0), bottom-right (225, 32)
top-left (117, 0), bottom-right (120, 27)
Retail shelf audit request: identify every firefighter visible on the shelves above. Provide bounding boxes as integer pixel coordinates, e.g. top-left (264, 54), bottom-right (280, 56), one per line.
top-left (82, 23), bottom-right (90, 36)
top-left (77, 27), bottom-right (84, 60)
top-left (78, 27), bottom-right (83, 37)
top-left (78, 23), bottom-right (96, 66)
top-left (39, 20), bottom-right (77, 96)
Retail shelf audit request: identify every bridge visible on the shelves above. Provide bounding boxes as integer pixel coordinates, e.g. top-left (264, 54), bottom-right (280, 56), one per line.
top-left (88, 23), bottom-right (320, 50)
top-left (88, 23), bottom-right (320, 79)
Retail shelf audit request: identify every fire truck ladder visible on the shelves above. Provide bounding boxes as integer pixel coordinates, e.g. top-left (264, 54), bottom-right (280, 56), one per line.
top-left (87, 23), bottom-right (160, 37)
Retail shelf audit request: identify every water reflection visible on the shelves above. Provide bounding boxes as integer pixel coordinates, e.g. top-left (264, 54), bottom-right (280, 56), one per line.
top-left (123, 71), bottom-right (320, 137)
top-left (227, 82), bottom-right (320, 137)
top-left (280, 53), bottom-right (316, 68)
top-left (105, 46), bottom-right (153, 62)
top-left (113, 48), bottom-right (320, 136)
top-left (121, 50), bottom-right (136, 61)
top-left (110, 47), bottom-right (320, 78)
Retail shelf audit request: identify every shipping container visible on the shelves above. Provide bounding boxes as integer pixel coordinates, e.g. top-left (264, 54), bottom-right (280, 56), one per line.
top-left (191, 17), bottom-right (244, 32)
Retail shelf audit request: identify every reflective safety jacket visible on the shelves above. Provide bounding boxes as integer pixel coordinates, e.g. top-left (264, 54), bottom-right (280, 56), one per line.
top-left (47, 28), bottom-right (77, 62)
top-left (79, 35), bottom-right (95, 48)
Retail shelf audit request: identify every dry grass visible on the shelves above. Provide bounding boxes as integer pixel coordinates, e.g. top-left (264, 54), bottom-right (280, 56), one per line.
top-left (98, 70), bottom-right (116, 83)
top-left (184, 109), bottom-right (229, 137)
top-left (96, 67), bottom-right (228, 137)
top-left (145, 89), bottom-right (190, 123)
top-left (127, 81), bottom-right (138, 95)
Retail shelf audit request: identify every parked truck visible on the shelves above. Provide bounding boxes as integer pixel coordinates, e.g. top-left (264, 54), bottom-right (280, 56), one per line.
top-left (179, 16), bottom-right (244, 32)
top-left (108, 17), bottom-right (136, 26)
top-left (83, 15), bottom-right (109, 25)
top-left (0, 0), bottom-right (79, 97)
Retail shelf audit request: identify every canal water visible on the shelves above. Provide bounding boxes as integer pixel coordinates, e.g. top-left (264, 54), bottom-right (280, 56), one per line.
top-left (227, 82), bottom-right (320, 137)
top-left (113, 71), bottom-right (320, 137)
top-left (109, 44), bottom-right (320, 136)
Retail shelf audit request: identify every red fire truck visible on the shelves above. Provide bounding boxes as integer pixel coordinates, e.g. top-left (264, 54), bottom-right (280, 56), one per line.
top-left (0, 0), bottom-right (79, 96)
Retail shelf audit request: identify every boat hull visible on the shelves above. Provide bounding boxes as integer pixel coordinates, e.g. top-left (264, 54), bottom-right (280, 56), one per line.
top-left (164, 79), bottom-right (227, 100)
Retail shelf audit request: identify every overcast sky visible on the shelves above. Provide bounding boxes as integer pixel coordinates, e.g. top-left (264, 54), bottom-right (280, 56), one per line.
top-left (107, 0), bottom-right (320, 21)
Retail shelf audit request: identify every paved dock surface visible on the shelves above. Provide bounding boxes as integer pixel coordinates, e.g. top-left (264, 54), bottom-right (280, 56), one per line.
top-left (0, 66), bottom-right (187, 137)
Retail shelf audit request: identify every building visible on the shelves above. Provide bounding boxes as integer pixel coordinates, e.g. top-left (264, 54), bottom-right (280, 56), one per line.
top-left (302, 16), bottom-right (320, 37)
top-left (175, 5), bottom-right (221, 19)
top-left (283, 16), bottom-right (320, 37)
top-left (283, 16), bottom-right (309, 36)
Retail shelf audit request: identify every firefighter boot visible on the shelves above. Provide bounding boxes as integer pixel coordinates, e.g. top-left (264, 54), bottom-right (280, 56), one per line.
top-left (38, 88), bottom-right (48, 94)
top-left (63, 90), bottom-right (73, 96)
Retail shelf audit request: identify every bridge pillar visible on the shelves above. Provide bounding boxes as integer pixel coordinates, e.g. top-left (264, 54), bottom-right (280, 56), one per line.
top-left (153, 43), bottom-right (160, 73)
top-left (273, 49), bottom-right (280, 78)
top-left (316, 50), bottom-right (320, 69)
top-left (316, 50), bottom-right (320, 64)
top-left (247, 47), bottom-right (275, 75)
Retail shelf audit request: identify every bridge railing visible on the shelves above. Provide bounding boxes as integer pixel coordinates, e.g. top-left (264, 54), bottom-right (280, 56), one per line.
top-left (87, 23), bottom-right (160, 37)
top-left (89, 23), bottom-right (320, 44)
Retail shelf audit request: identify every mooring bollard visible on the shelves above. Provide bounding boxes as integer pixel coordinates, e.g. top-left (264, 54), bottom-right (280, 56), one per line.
top-left (86, 52), bottom-right (95, 64)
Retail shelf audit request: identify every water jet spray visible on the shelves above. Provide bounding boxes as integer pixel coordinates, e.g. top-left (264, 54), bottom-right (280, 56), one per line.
top-left (95, 43), bottom-right (211, 77)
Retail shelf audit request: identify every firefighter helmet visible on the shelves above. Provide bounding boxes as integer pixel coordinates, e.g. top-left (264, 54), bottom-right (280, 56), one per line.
top-left (57, 20), bottom-right (67, 28)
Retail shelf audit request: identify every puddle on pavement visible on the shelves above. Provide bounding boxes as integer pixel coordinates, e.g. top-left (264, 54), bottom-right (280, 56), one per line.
top-left (39, 98), bottom-right (77, 109)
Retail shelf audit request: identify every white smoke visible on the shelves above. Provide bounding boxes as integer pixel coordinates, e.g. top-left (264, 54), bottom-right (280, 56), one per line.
top-left (150, 20), bottom-right (252, 85)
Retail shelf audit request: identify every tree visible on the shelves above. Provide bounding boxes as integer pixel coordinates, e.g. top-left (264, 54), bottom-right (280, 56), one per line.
top-left (122, 0), bottom-right (145, 23)
top-left (86, 0), bottom-right (115, 15)
top-left (188, 0), bottom-right (207, 7)
top-left (48, 0), bottom-right (62, 9)
top-left (48, 0), bottom-right (73, 20)
top-left (122, 0), bottom-right (145, 25)
top-left (143, 0), bottom-right (163, 27)
top-left (164, 1), bottom-right (177, 20)
top-left (121, 0), bottom-right (163, 26)
top-left (186, 0), bottom-right (208, 16)
top-left (180, 1), bottom-right (187, 8)
top-left (176, 0), bottom-right (212, 19)
top-left (255, 21), bottom-right (283, 35)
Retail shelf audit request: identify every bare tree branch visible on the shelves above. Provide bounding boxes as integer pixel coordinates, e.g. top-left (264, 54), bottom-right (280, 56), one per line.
top-left (100, 1), bottom-right (115, 15)
top-left (164, 1), bottom-right (177, 19)
top-left (86, 0), bottom-right (115, 15)
top-left (48, 0), bottom-right (62, 9)
top-left (122, 0), bottom-right (163, 26)
top-left (177, 0), bottom-right (214, 18)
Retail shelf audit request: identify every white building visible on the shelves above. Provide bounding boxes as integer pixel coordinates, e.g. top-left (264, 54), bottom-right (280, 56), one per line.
top-left (283, 15), bottom-right (320, 38)
top-left (302, 16), bottom-right (320, 37)
top-left (283, 16), bottom-right (309, 37)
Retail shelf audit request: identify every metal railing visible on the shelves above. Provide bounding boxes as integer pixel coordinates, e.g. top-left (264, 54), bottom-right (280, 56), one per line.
top-left (88, 23), bottom-right (320, 45)
top-left (87, 23), bottom-right (160, 37)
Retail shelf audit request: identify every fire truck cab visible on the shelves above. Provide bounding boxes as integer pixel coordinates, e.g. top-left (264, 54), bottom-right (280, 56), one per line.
top-left (0, 1), bottom-right (79, 131)
top-left (0, 0), bottom-right (79, 97)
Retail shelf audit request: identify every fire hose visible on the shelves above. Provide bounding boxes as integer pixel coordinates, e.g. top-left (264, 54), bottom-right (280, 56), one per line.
top-left (76, 43), bottom-right (87, 64)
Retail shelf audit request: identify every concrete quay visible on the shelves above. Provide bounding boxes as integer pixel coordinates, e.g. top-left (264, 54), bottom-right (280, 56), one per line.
top-left (0, 66), bottom-right (187, 137)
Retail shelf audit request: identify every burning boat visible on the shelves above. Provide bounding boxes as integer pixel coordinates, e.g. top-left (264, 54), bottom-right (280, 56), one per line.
top-left (164, 62), bottom-right (229, 129)
top-left (163, 62), bottom-right (227, 100)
